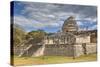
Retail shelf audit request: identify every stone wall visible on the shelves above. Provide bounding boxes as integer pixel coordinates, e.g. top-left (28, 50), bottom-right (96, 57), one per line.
top-left (74, 45), bottom-right (84, 57)
top-left (74, 43), bottom-right (97, 57)
top-left (14, 43), bottom-right (97, 57)
top-left (86, 43), bottom-right (97, 54)
top-left (44, 44), bottom-right (74, 57)
top-left (43, 43), bottom-right (97, 57)
top-left (76, 36), bottom-right (90, 43)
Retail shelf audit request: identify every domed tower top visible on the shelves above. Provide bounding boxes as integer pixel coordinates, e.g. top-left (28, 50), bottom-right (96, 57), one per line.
top-left (62, 16), bottom-right (78, 33)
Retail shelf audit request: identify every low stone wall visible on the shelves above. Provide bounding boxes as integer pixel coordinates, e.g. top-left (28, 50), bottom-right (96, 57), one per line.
top-left (74, 43), bottom-right (97, 57)
top-left (14, 43), bottom-right (97, 57)
top-left (74, 45), bottom-right (84, 57)
top-left (44, 44), bottom-right (74, 57)
top-left (86, 43), bottom-right (97, 54)
top-left (44, 43), bottom-right (97, 57)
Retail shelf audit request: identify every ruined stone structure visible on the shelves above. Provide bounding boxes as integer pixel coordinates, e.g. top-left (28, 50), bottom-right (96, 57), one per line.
top-left (14, 16), bottom-right (97, 57)
top-left (42, 16), bottom-right (97, 57)
top-left (62, 16), bottom-right (78, 32)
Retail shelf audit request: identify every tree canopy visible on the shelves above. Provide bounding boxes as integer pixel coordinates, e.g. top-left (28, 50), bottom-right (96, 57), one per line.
top-left (13, 27), bottom-right (26, 46)
top-left (26, 29), bottom-right (46, 43)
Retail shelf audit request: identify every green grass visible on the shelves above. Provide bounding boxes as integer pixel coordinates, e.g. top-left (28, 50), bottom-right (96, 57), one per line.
top-left (13, 53), bottom-right (97, 66)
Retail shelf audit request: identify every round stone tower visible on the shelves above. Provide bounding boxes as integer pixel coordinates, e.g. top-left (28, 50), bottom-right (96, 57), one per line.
top-left (62, 16), bottom-right (78, 33)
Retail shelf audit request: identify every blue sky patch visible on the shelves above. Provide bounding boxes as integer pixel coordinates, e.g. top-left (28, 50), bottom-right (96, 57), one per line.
top-left (12, 1), bottom-right (97, 33)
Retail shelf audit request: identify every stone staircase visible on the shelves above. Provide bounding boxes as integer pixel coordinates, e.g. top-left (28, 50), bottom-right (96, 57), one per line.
top-left (15, 38), bottom-right (45, 57)
top-left (14, 38), bottom-right (34, 57)
top-left (32, 44), bottom-right (45, 57)
top-left (18, 44), bottom-right (33, 57)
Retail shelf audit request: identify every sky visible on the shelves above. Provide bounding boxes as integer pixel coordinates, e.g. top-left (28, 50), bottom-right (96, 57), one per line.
top-left (12, 1), bottom-right (97, 33)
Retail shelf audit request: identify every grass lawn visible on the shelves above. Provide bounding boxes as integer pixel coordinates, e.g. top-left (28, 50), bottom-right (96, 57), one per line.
top-left (13, 53), bottom-right (97, 66)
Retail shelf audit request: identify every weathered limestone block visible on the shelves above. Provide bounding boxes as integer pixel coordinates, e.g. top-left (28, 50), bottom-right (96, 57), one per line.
top-left (76, 36), bottom-right (90, 43)
top-left (74, 45), bottom-right (84, 57)
top-left (44, 44), bottom-right (74, 56)
top-left (74, 43), bottom-right (97, 57)
top-left (86, 43), bottom-right (97, 54)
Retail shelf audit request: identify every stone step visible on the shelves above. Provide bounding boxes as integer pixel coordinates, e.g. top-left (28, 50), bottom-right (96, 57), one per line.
top-left (18, 45), bottom-right (33, 57)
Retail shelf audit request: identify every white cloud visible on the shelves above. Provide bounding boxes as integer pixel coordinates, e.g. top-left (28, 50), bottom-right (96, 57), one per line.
top-left (14, 2), bottom-right (97, 32)
top-left (21, 2), bottom-right (97, 23)
top-left (14, 15), bottom-right (61, 31)
top-left (77, 21), bottom-right (83, 26)
top-left (14, 16), bottom-right (34, 26)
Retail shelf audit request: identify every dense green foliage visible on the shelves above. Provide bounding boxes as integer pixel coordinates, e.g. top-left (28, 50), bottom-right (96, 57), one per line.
top-left (13, 27), bottom-right (26, 46)
top-left (13, 28), bottom-right (46, 46)
top-left (26, 29), bottom-right (46, 43)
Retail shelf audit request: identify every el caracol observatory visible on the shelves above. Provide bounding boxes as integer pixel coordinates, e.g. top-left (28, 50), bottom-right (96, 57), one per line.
top-left (62, 16), bottom-right (78, 33)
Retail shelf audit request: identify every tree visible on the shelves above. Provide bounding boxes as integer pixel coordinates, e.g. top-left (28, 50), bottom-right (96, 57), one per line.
top-left (26, 30), bottom-right (46, 43)
top-left (13, 27), bottom-right (26, 47)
